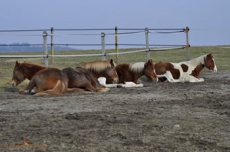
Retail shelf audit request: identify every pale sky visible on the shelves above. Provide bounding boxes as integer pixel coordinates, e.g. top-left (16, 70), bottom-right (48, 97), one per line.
top-left (1, 0), bottom-right (230, 49)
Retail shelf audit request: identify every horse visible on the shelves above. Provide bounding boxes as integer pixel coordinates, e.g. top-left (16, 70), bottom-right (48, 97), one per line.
top-left (19, 67), bottom-right (69, 95)
top-left (12, 61), bottom-right (108, 95)
top-left (79, 59), bottom-right (119, 84)
top-left (155, 53), bottom-right (217, 83)
top-left (115, 59), bottom-right (158, 84)
top-left (11, 61), bottom-right (46, 87)
top-left (62, 67), bottom-right (109, 92)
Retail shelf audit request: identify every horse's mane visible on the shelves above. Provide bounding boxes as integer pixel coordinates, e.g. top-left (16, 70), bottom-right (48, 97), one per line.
top-left (20, 62), bottom-right (45, 68)
top-left (82, 60), bottom-right (113, 73)
top-left (129, 62), bottom-right (145, 73)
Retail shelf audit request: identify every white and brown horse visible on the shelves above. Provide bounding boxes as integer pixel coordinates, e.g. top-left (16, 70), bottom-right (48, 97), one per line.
top-left (115, 59), bottom-right (158, 86)
top-left (155, 53), bottom-right (217, 83)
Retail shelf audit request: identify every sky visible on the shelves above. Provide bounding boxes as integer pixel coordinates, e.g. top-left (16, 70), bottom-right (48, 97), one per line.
top-left (1, 0), bottom-right (230, 50)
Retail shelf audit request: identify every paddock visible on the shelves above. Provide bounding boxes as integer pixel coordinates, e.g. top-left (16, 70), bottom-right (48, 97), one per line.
top-left (0, 70), bottom-right (229, 152)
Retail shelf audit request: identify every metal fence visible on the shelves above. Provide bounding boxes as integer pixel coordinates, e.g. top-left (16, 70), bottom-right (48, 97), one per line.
top-left (0, 27), bottom-right (190, 66)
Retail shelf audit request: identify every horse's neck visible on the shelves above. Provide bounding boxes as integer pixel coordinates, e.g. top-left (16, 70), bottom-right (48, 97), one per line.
top-left (23, 64), bottom-right (45, 80)
top-left (186, 55), bottom-right (205, 67)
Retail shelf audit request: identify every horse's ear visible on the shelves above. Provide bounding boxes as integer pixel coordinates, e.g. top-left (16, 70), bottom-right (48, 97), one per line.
top-left (147, 59), bottom-right (153, 65)
top-left (15, 61), bottom-right (19, 66)
top-left (207, 53), bottom-right (213, 58)
top-left (149, 59), bottom-right (153, 63)
top-left (110, 59), bottom-right (115, 67)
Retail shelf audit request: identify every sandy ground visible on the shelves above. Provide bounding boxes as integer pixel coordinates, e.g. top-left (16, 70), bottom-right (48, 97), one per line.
top-left (0, 71), bottom-right (230, 152)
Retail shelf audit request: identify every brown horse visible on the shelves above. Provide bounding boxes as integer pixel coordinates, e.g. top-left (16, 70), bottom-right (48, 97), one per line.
top-left (115, 59), bottom-right (158, 84)
top-left (20, 67), bottom-right (69, 95)
top-left (155, 53), bottom-right (217, 83)
top-left (62, 67), bottom-right (109, 92)
top-left (79, 59), bottom-right (119, 84)
top-left (11, 61), bottom-right (46, 87)
top-left (12, 61), bottom-right (108, 95)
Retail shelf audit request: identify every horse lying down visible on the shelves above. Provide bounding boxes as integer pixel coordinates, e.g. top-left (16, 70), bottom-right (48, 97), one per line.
top-left (98, 59), bottom-right (158, 88)
top-left (98, 77), bottom-right (144, 88)
top-left (79, 59), bottom-right (119, 84)
top-left (155, 53), bottom-right (217, 83)
top-left (11, 61), bottom-right (109, 95)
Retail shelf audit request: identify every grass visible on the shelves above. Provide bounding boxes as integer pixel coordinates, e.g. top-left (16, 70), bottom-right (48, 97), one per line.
top-left (0, 46), bottom-right (229, 92)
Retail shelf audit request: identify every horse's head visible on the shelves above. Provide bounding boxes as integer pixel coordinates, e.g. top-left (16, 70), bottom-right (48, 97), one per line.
top-left (105, 59), bottom-right (119, 84)
top-left (11, 61), bottom-right (26, 86)
top-left (144, 59), bottom-right (158, 82)
top-left (204, 53), bottom-right (217, 72)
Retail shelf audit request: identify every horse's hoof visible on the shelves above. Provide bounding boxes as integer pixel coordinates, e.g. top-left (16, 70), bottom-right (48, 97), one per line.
top-left (117, 84), bottom-right (123, 88)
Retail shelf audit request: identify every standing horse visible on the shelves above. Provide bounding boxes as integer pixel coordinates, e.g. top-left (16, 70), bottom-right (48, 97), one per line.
top-left (115, 59), bottom-right (158, 84)
top-left (11, 61), bottom-right (46, 86)
top-left (79, 59), bottom-right (119, 84)
top-left (155, 53), bottom-right (217, 83)
top-left (62, 67), bottom-right (109, 92)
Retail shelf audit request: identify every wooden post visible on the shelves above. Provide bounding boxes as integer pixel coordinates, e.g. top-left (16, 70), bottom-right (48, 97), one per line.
top-left (43, 31), bottom-right (48, 67)
top-left (101, 32), bottom-right (106, 60)
top-left (145, 27), bottom-right (150, 60)
top-left (185, 27), bottom-right (190, 60)
top-left (50, 27), bottom-right (54, 64)
top-left (115, 26), bottom-right (118, 62)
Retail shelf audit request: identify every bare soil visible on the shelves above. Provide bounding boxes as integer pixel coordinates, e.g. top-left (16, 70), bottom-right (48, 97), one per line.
top-left (0, 71), bottom-right (230, 152)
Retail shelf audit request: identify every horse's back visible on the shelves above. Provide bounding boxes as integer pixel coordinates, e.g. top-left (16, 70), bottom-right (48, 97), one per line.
top-left (115, 63), bottom-right (130, 77)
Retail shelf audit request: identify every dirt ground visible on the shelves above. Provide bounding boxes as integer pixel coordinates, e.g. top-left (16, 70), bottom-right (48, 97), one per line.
top-left (0, 71), bottom-right (230, 152)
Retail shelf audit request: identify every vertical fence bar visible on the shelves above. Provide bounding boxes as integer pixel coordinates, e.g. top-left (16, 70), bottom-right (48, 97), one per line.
top-left (115, 26), bottom-right (118, 62)
top-left (101, 32), bottom-right (106, 60)
top-left (185, 27), bottom-right (190, 60)
top-left (145, 27), bottom-right (150, 60)
top-left (43, 31), bottom-right (48, 67)
top-left (50, 27), bottom-right (54, 64)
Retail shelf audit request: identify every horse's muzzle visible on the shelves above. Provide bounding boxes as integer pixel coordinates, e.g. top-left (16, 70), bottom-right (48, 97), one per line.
top-left (11, 81), bottom-right (17, 87)
top-left (113, 79), bottom-right (119, 84)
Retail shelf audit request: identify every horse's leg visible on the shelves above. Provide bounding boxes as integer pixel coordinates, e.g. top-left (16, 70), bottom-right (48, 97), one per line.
top-left (19, 79), bottom-right (37, 94)
top-left (132, 75), bottom-right (139, 84)
top-left (161, 71), bottom-right (181, 83)
top-left (188, 76), bottom-right (204, 83)
top-left (98, 77), bottom-right (106, 86)
top-left (66, 88), bottom-right (90, 93)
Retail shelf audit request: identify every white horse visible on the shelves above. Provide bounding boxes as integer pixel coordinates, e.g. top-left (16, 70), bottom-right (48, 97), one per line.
top-left (155, 53), bottom-right (217, 83)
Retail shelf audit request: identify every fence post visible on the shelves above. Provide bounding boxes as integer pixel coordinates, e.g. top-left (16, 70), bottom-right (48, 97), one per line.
top-left (145, 27), bottom-right (150, 60)
top-left (115, 26), bottom-right (118, 62)
top-left (185, 27), bottom-right (190, 60)
top-left (101, 32), bottom-right (106, 60)
top-left (43, 31), bottom-right (48, 67)
top-left (50, 27), bottom-right (54, 64)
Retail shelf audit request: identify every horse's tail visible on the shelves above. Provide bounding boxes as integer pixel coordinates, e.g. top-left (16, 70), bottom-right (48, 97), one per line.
top-left (42, 80), bottom-right (67, 95)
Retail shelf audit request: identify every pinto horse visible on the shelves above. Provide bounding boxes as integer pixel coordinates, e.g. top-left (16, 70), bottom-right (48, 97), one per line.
top-left (115, 59), bottom-right (158, 84)
top-left (62, 67), bottom-right (109, 92)
top-left (155, 53), bottom-right (217, 83)
top-left (79, 59), bottom-right (118, 84)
